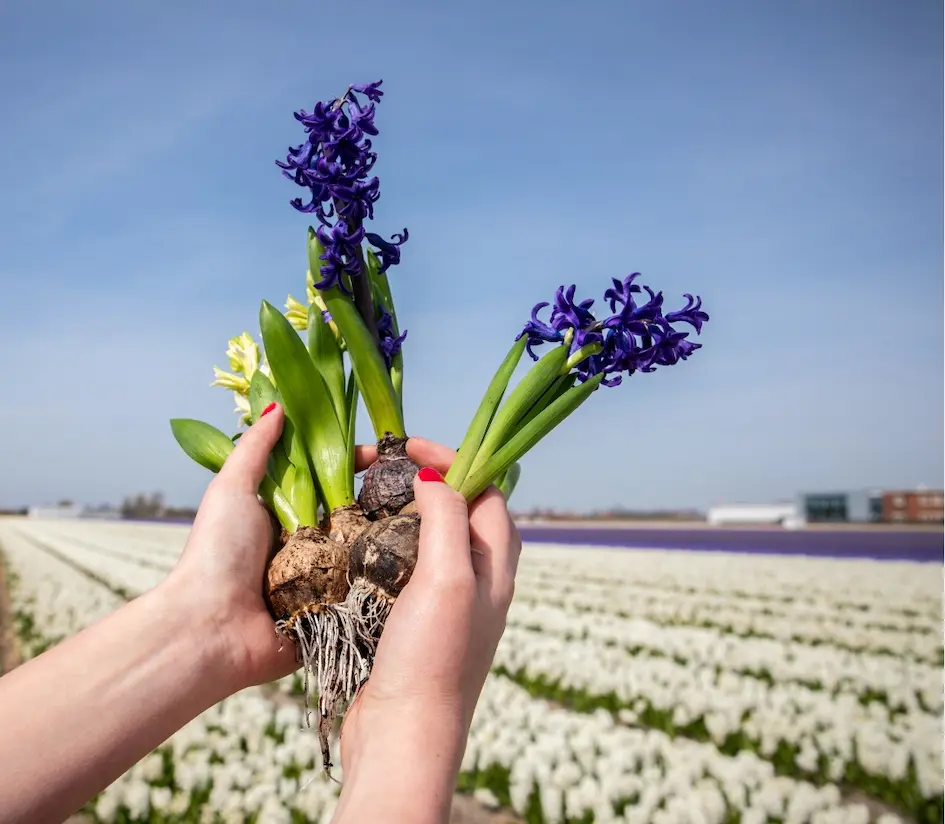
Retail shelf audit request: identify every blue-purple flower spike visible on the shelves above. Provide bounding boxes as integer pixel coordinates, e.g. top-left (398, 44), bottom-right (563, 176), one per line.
top-left (518, 273), bottom-right (708, 388)
top-left (376, 308), bottom-right (407, 367)
top-left (277, 80), bottom-right (408, 292)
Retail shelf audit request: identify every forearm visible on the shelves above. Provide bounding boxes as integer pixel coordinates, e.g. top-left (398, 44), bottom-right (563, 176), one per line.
top-left (0, 581), bottom-right (233, 824)
top-left (333, 705), bottom-right (468, 824)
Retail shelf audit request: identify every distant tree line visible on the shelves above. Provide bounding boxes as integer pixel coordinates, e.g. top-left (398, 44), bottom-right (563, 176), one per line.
top-left (120, 492), bottom-right (197, 523)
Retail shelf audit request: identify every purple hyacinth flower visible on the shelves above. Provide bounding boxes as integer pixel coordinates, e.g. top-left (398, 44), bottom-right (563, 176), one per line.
top-left (366, 229), bottom-right (409, 273)
top-left (313, 222), bottom-right (366, 291)
top-left (517, 301), bottom-right (562, 360)
top-left (277, 80), bottom-right (408, 283)
top-left (519, 272), bottom-right (708, 386)
top-left (517, 284), bottom-right (600, 362)
top-left (665, 293), bottom-right (709, 333)
top-left (376, 307), bottom-right (407, 367)
top-left (350, 81), bottom-right (384, 102)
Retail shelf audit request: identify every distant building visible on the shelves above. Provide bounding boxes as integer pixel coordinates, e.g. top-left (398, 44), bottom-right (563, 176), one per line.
top-left (707, 502), bottom-right (798, 527)
top-left (882, 490), bottom-right (944, 524)
top-left (27, 503), bottom-right (122, 520)
top-left (27, 503), bottom-right (83, 519)
top-left (797, 490), bottom-right (883, 524)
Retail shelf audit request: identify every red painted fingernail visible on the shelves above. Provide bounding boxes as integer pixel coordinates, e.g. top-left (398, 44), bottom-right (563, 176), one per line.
top-left (260, 402), bottom-right (277, 418)
top-left (417, 467), bottom-right (444, 483)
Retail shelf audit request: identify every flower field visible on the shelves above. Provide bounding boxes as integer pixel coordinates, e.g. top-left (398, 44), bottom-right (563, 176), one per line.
top-left (0, 518), bottom-right (940, 824)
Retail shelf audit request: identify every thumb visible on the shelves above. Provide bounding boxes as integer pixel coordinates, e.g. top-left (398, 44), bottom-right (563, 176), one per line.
top-left (412, 467), bottom-right (472, 579)
top-left (217, 402), bottom-right (285, 493)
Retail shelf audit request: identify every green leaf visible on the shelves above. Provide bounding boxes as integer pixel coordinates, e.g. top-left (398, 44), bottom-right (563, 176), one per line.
top-left (467, 344), bottom-right (569, 478)
top-left (285, 465), bottom-right (316, 528)
top-left (367, 249), bottom-right (404, 406)
top-left (259, 301), bottom-right (352, 511)
top-left (445, 336), bottom-right (527, 490)
top-left (169, 418), bottom-right (300, 531)
top-left (248, 371), bottom-right (278, 420)
top-left (459, 374), bottom-right (603, 501)
top-left (497, 462), bottom-right (522, 501)
top-left (247, 372), bottom-right (292, 486)
top-left (248, 370), bottom-right (309, 472)
top-left (307, 304), bottom-right (347, 428)
top-left (258, 477), bottom-right (301, 533)
top-left (171, 418), bottom-right (236, 473)
top-left (309, 228), bottom-right (405, 440)
top-left (345, 371), bottom-right (359, 486)
top-left (248, 370), bottom-right (319, 524)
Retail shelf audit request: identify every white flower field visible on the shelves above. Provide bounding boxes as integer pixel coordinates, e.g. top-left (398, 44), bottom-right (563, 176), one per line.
top-left (0, 518), bottom-right (941, 824)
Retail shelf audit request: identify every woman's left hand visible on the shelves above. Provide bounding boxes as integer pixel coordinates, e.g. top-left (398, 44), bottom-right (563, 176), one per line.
top-left (166, 402), bottom-right (394, 691)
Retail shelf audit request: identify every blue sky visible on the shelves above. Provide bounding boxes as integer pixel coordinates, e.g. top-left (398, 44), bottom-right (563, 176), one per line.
top-left (1, 0), bottom-right (941, 512)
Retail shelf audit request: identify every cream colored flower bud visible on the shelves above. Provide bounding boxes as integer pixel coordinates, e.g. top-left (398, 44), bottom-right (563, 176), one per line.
top-left (224, 332), bottom-right (260, 377)
top-left (210, 367), bottom-right (250, 394)
top-left (284, 294), bottom-right (308, 331)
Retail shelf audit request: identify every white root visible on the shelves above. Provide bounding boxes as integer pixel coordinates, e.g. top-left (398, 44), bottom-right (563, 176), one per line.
top-left (274, 582), bottom-right (395, 777)
top-left (277, 605), bottom-right (374, 724)
top-left (343, 579), bottom-right (393, 638)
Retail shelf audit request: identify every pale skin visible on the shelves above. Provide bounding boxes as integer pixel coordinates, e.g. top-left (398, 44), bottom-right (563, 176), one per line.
top-left (0, 404), bottom-right (521, 824)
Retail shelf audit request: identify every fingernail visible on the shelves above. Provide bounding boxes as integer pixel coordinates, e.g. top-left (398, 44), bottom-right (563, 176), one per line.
top-left (417, 466), bottom-right (445, 483)
top-left (261, 402), bottom-right (277, 418)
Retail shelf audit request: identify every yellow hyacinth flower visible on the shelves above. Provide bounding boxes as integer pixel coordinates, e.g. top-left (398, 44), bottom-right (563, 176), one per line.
top-left (233, 391), bottom-right (252, 426)
top-left (224, 332), bottom-right (261, 377)
top-left (284, 294), bottom-right (309, 331)
top-left (210, 367), bottom-right (250, 394)
top-left (305, 272), bottom-right (344, 347)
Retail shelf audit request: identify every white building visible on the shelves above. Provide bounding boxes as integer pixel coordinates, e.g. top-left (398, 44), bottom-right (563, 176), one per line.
top-left (706, 502), bottom-right (799, 527)
top-left (27, 503), bottom-right (83, 519)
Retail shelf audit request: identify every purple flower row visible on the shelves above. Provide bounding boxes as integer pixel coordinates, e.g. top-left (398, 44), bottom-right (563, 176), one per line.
top-left (518, 274), bottom-right (708, 387)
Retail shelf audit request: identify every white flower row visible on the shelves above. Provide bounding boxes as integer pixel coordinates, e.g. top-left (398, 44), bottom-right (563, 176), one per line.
top-left (0, 523), bottom-right (125, 650)
top-left (515, 543), bottom-right (941, 619)
top-left (513, 575), bottom-right (941, 663)
top-left (93, 687), bottom-right (343, 824)
top-left (507, 600), bottom-right (943, 714)
top-left (466, 674), bottom-right (899, 824)
top-left (6, 523), bottom-right (168, 597)
top-left (493, 626), bottom-right (943, 801)
top-left (21, 519), bottom-right (185, 567)
top-left (516, 565), bottom-right (938, 637)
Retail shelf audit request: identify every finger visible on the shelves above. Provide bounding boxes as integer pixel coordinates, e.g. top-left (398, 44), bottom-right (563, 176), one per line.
top-left (353, 444), bottom-right (378, 473)
top-left (468, 485), bottom-right (521, 586)
top-left (405, 438), bottom-right (457, 475)
top-left (216, 403), bottom-right (285, 493)
top-left (411, 466), bottom-right (473, 582)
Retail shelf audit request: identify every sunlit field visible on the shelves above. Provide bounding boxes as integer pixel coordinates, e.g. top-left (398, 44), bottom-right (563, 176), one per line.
top-left (0, 518), bottom-right (940, 824)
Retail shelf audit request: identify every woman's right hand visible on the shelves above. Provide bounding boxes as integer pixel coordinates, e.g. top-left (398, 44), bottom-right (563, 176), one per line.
top-left (333, 437), bottom-right (522, 824)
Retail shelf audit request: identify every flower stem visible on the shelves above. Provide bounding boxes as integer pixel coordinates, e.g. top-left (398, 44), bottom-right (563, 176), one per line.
top-left (367, 250), bottom-right (404, 404)
top-left (458, 374), bottom-right (603, 501)
top-left (309, 228), bottom-right (405, 440)
top-left (445, 337), bottom-right (527, 490)
top-left (466, 345), bottom-right (569, 479)
top-left (350, 241), bottom-right (380, 345)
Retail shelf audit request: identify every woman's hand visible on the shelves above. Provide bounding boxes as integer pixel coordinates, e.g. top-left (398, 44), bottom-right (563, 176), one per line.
top-left (167, 404), bottom-right (438, 692)
top-left (334, 438), bottom-right (522, 824)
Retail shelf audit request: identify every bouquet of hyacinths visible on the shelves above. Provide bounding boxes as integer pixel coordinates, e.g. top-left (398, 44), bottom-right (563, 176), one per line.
top-left (170, 79), bottom-right (709, 773)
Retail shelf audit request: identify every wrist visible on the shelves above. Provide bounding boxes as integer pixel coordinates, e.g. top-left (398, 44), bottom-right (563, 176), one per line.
top-left (334, 697), bottom-right (468, 824)
top-left (150, 574), bottom-right (241, 702)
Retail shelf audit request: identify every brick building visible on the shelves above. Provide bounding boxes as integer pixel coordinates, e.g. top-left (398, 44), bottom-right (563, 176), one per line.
top-left (882, 490), bottom-right (944, 524)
